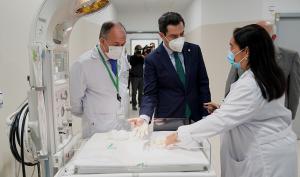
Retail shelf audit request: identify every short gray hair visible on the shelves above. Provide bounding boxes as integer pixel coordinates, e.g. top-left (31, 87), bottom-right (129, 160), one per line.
top-left (99, 21), bottom-right (126, 39)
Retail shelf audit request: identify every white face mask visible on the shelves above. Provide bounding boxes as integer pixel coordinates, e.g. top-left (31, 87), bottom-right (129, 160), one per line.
top-left (167, 37), bottom-right (185, 52)
top-left (106, 46), bottom-right (124, 60)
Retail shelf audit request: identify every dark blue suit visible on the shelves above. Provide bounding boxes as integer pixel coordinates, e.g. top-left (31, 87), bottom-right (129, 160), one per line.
top-left (140, 42), bottom-right (211, 121)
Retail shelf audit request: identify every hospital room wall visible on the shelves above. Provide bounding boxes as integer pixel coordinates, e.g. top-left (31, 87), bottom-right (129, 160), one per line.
top-left (0, 0), bottom-right (43, 176)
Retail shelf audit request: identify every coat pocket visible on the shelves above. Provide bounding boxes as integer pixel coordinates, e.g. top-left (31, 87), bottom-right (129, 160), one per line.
top-left (227, 155), bottom-right (250, 177)
top-left (225, 151), bottom-right (263, 177)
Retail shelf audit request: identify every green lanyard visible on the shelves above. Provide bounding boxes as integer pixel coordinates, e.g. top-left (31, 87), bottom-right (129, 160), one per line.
top-left (96, 45), bottom-right (121, 101)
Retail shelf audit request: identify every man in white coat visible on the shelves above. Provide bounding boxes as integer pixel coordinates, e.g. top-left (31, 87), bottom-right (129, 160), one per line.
top-left (70, 21), bottom-right (130, 138)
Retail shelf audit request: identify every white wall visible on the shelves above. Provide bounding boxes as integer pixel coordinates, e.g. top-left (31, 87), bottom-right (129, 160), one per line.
top-left (116, 10), bottom-right (162, 32)
top-left (262, 0), bottom-right (300, 20)
top-left (183, 0), bottom-right (202, 33)
top-left (113, 0), bottom-right (189, 32)
top-left (0, 0), bottom-right (43, 176)
top-left (201, 0), bottom-right (262, 25)
top-left (184, 0), bottom-right (300, 30)
top-left (83, 3), bottom-right (117, 26)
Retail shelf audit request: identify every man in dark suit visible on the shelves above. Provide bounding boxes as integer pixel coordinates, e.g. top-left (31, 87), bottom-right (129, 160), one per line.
top-left (225, 21), bottom-right (300, 120)
top-left (129, 12), bottom-right (211, 131)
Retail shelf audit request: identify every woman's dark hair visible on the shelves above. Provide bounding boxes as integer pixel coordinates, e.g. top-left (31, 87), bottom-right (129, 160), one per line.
top-left (158, 12), bottom-right (185, 35)
top-left (233, 24), bottom-right (286, 102)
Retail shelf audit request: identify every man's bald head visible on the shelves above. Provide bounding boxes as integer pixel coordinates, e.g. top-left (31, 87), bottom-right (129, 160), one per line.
top-left (256, 20), bottom-right (277, 40)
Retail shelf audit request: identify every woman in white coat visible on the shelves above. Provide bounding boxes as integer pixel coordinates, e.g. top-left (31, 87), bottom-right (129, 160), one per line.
top-left (165, 24), bottom-right (298, 177)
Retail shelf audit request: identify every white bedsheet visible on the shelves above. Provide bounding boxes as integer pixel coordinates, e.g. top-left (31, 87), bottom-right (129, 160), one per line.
top-left (73, 131), bottom-right (211, 174)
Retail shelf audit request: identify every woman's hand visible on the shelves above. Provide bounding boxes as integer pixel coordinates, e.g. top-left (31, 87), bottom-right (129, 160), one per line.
top-left (165, 132), bottom-right (179, 146)
top-left (203, 102), bottom-right (220, 114)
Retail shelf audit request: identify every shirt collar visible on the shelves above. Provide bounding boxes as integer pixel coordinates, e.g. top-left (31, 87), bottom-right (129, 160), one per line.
top-left (239, 69), bottom-right (252, 79)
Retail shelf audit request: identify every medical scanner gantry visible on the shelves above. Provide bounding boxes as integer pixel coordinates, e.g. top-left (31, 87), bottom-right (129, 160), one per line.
top-left (7, 1), bottom-right (109, 177)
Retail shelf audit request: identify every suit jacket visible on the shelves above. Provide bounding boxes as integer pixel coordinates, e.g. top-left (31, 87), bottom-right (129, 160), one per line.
top-left (140, 42), bottom-right (211, 121)
top-left (225, 46), bottom-right (300, 119)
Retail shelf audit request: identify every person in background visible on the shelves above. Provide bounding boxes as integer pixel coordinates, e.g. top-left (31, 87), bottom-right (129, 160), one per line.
top-left (126, 50), bottom-right (132, 90)
top-left (166, 24), bottom-right (298, 177)
top-left (130, 45), bottom-right (144, 110)
top-left (150, 42), bottom-right (156, 52)
top-left (142, 45), bottom-right (152, 56)
top-left (224, 20), bottom-right (300, 119)
top-left (70, 21), bottom-right (130, 138)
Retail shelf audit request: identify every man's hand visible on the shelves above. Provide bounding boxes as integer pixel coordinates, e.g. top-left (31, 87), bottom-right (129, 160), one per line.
top-left (128, 117), bottom-right (145, 127)
top-left (203, 102), bottom-right (220, 114)
top-left (128, 117), bottom-right (149, 138)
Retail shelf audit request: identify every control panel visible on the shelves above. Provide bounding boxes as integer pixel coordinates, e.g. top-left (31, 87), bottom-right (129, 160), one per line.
top-left (52, 50), bottom-right (73, 152)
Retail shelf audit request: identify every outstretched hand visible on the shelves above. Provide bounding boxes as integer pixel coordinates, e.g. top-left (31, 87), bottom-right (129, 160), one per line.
top-left (128, 118), bottom-right (149, 138)
top-left (128, 117), bottom-right (145, 127)
top-left (165, 132), bottom-right (179, 146)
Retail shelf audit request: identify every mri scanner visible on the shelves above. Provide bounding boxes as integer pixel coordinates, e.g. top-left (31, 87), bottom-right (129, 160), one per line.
top-left (7, 0), bottom-right (216, 176)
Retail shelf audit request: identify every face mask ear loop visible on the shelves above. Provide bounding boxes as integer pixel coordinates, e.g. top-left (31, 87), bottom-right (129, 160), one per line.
top-left (101, 38), bottom-right (110, 53)
top-left (163, 34), bottom-right (170, 44)
top-left (239, 56), bottom-right (248, 64)
top-left (238, 47), bottom-right (249, 63)
top-left (234, 48), bottom-right (245, 56)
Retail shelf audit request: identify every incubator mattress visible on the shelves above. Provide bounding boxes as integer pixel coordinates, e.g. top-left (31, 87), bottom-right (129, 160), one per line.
top-left (73, 131), bottom-right (209, 174)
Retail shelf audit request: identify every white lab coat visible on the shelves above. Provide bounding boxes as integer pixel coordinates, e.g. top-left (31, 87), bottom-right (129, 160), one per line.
top-left (70, 45), bottom-right (130, 138)
top-left (177, 69), bottom-right (298, 177)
